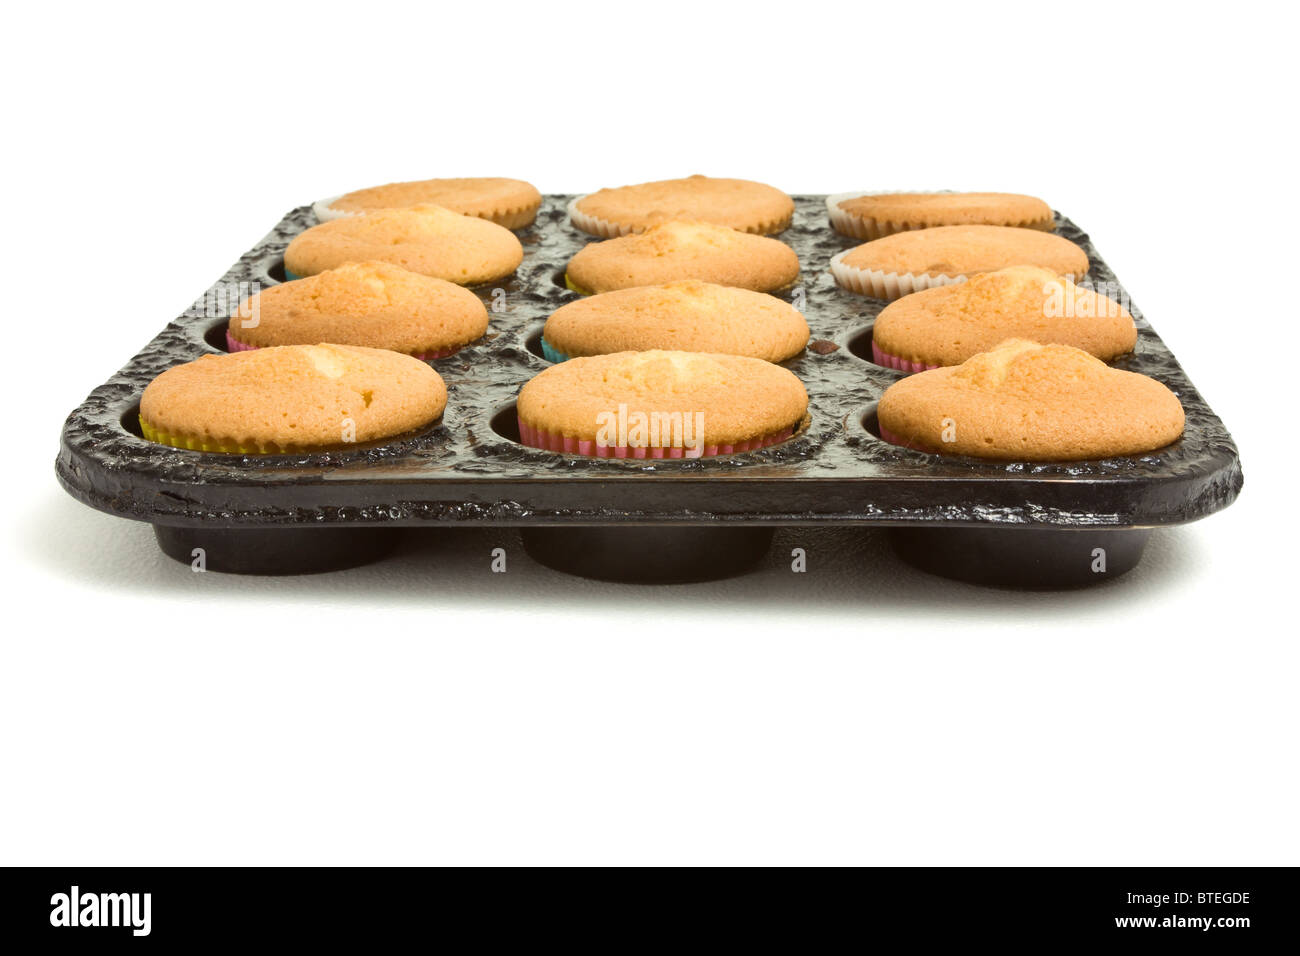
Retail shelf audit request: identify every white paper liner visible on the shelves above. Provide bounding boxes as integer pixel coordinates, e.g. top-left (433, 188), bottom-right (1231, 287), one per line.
top-left (568, 195), bottom-right (793, 237)
top-left (830, 250), bottom-right (1085, 300)
top-left (312, 195), bottom-right (354, 223)
top-left (829, 249), bottom-right (969, 299)
top-left (826, 190), bottom-right (1054, 240)
top-left (568, 195), bottom-right (633, 237)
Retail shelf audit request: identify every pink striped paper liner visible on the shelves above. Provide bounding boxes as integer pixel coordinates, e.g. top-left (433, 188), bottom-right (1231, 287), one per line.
top-left (871, 341), bottom-right (941, 374)
top-left (225, 330), bottom-right (459, 360)
top-left (517, 418), bottom-right (795, 460)
top-left (877, 422), bottom-right (943, 454)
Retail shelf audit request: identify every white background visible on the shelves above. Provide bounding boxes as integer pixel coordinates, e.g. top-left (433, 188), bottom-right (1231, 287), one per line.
top-left (2, 2), bottom-right (1295, 865)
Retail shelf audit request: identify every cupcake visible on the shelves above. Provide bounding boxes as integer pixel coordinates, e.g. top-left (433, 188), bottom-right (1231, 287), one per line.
top-left (283, 205), bottom-right (523, 285)
top-left (139, 345), bottom-right (447, 454)
top-left (570, 175), bottom-right (793, 237)
top-left (828, 191), bottom-right (1053, 240)
top-left (871, 266), bottom-right (1137, 372)
top-left (227, 261), bottom-right (489, 359)
top-left (314, 177), bottom-right (542, 229)
top-left (876, 339), bottom-right (1184, 461)
top-left (565, 221), bottom-right (799, 294)
top-left (516, 350), bottom-right (809, 459)
top-left (831, 224), bottom-right (1089, 299)
top-left (542, 280), bottom-right (809, 364)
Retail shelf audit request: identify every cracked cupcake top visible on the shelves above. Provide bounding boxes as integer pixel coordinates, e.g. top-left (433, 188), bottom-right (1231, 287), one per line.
top-left (877, 339), bottom-right (1184, 461)
top-left (872, 266), bottom-right (1136, 366)
top-left (140, 344), bottom-right (447, 453)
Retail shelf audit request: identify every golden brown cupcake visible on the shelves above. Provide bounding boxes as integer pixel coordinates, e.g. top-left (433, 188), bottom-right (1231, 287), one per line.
top-left (877, 339), bottom-right (1184, 461)
top-left (871, 266), bottom-right (1136, 372)
top-left (831, 225), bottom-right (1089, 299)
top-left (314, 177), bottom-right (542, 229)
top-left (828, 191), bottom-right (1053, 240)
top-left (517, 350), bottom-right (809, 459)
top-left (140, 345), bottom-right (447, 454)
top-left (542, 280), bottom-right (809, 363)
top-left (565, 221), bottom-right (799, 294)
top-left (284, 205), bottom-right (523, 285)
top-left (227, 261), bottom-right (489, 359)
top-left (570, 175), bottom-right (793, 237)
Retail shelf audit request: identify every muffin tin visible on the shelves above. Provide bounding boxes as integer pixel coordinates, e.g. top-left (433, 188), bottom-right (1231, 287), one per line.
top-left (55, 195), bottom-right (1243, 586)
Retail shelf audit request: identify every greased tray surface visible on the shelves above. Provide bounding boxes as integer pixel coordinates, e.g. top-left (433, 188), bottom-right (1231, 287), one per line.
top-left (56, 196), bottom-right (1242, 531)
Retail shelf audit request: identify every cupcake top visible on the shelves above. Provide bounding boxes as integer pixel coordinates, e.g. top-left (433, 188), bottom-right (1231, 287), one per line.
top-left (140, 344), bottom-right (447, 453)
top-left (873, 266), bottom-right (1136, 367)
top-left (566, 221), bottom-right (800, 294)
top-left (839, 225), bottom-right (1089, 281)
top-left (572, 175), bottom-right (794, 236)
top-left (877, 339), bottom-right (1184, 461)
top-left (543, 280), bottom-right (810, 363)
top-left (318, 177), bottom-right (542, 228)
top-left (284, 204), bottom-right (523, 285)
top-left (517, 350), bottom-right (809, 446)
top-left (833, 192), bottom-right (1053, 235)
top-left (229, 261), bottom-right (489, 355)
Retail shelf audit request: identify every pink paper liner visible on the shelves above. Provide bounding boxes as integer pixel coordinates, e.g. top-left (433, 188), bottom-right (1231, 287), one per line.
top-left (877, 422), bottom-right (942, 454)
top-left (878, 423), bottom-right (906, 446)
top-left (871, 341), bottom-right (940, 374)
top-left (517, 418), bottom-right (794, 459)
top-left (225, 330), bottom-right (458, 360)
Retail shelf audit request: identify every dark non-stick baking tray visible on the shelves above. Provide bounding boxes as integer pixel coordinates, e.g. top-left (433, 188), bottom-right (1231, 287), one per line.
top-left (56, 195), bottom-right (1243, 586)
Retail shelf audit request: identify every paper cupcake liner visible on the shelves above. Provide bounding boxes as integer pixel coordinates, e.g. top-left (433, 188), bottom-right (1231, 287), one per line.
top-left (567, 195), bottom-right (791, 238)
top-left (830, 250), bottom-right (969, 300)
top-left (312, 195), bottom-right (352, 223)
top-left (313, 195), bottom-right (540, 230)
top-left (140, 416), bottom-right (286, 455)
top-left (831, 253), bottom-right (1084, 299)
top-left (877, 423), bottom-right (915, 449)
top-left (540, 338), bottom-right (570, 363)
top-left (563, 273), bottom-right (593, 295)
top-left (282, 268), bottom-right (303, 282)
top-left (826, 190), bottom-right (1054, 240)
top-left (876, 422), bottom-right (941, 455)
top-left (870, 341), bottom-right (940, 374)
top-left (225, 330), bottom-right (461, 361)
top-left (517, 418), bottom-right (795, 460)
